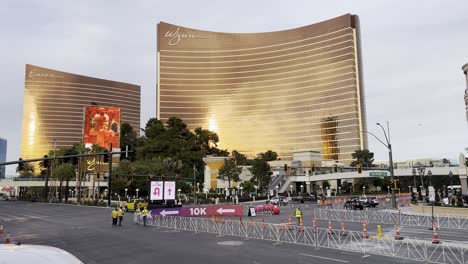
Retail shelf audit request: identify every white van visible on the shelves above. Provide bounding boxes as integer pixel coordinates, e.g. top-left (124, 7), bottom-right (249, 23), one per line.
top-left (0, 244), bottom-right (83, 264)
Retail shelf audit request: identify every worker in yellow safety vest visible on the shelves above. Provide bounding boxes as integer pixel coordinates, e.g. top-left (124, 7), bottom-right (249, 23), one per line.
top-left (135, 208), bottom-right (141, 224)
top-left (111, 208), bottom-right (118, 226)
top-left (294, 208), bottom-right (302, 225)
top-left (118, 207), bottom-right (125, 226)
top-left (142, 207), bottom-right (149, 226)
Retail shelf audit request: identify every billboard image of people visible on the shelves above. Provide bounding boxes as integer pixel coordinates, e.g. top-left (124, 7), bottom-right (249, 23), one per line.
top-left (83, 106), bottom-right (120, 150)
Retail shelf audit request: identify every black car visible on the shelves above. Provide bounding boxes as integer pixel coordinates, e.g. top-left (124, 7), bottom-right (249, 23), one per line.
top-left (344, 198), bottom-right (364, 210)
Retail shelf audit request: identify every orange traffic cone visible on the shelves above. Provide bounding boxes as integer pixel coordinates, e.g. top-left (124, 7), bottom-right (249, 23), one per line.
top-left (5, 233), bottom-right (11, 244)
top-left (0, 225), bottom-right (3, 234)
top-left (312, 217), bottom-right (317, 233)
top-left (394, 224), bottom-right (403, 240)
top-left (328, 218), bottom-right (334, 235)
top-left (299, 217), bottom-right (304, 232)
top-left (288, 215), bottom-right (293, 230)
top-left (432, 224), bottom-right (441, 244)
top-left (341, 222), bottom-right (348, 236)
top-left (361, 222), bottom-right (369, 238)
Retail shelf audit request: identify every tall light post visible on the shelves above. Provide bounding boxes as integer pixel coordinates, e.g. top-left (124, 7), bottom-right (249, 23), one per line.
top-left (254, 185), bottom-right (258, 196)
top-left (427, 170), bottom-right (433, 187)
top-left (240, 186), bottom-right (244, 196)
top-left (387, 186), bottom-right (390, 195)
top-left (177, 189), bottom-right (181, 203)
top-left (448, 171), bottom-right (453, 193)
top-left (412, 168), bottom-right (417, 191)
top-left (363, 186), bottom-right (366, 196)
top-left (338, 186), bottom-right (341, 195)
top-left (275, 185), bottom-right (279, 197)
top-left (417, 167), bottom-right (426, 194)
top-left (204, 189), bottom-right (208, 199)
top-left (289, 185), bottom-right (293, 195)
top-left (124, 188), bottom-right (128, 199)
top-left (300, 184), bottom-right (304, 194)
top-left (136, 188), bottom-right (139, 199)
top-left (361, 121), bottom-right (396, 208)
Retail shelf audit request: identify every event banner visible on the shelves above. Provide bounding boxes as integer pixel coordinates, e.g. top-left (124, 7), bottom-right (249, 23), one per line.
top-left (83, 106), bottom-right (121, 150)
top-left (150, 205), bottom-right (243, 217)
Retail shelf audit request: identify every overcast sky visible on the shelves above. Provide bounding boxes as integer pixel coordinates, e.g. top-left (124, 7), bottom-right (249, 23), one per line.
top-left (1, 0), bottom-right (468, 175)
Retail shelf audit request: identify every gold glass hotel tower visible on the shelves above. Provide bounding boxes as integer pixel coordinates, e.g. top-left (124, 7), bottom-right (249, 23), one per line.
top-left (157, 14), bottom-right (368, 162)
top-left (21, 65), bottom-right (141, 159)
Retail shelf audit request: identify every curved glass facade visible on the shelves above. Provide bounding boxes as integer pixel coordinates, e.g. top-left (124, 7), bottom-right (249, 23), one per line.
top-left (157, 14), bottom-right (367, 162)
top-left (21, 64), bottom-right (140, 159)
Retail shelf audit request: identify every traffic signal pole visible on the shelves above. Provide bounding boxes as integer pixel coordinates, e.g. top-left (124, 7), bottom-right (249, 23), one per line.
top-left (108, 144), bottom-right (112, 207)
top-left (389, 143), bottom-right (397, 209)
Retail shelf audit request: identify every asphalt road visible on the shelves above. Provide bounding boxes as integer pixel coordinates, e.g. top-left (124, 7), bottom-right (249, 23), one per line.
top-left (0, 201), bottom-right (419, 264)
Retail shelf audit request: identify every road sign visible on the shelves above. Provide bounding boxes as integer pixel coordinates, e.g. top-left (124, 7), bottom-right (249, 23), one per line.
top-left (150, 205), bottom-right (243, 217)
top-left (150, 181), bottom-right (163, 200)
top-left (369, 172), bottom-right (388, 176)
top-left (164, 181), bottom-right (176, 200)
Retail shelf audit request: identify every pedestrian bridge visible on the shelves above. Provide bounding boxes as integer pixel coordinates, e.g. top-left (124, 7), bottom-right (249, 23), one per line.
top-left (0, 177), bottom-right (108, 189)
top-left (276, 166), bottom-right (465, 193)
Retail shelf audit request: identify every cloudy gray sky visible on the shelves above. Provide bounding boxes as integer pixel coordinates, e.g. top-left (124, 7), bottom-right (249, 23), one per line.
top-left (1, 0), bottom-right (467, 175)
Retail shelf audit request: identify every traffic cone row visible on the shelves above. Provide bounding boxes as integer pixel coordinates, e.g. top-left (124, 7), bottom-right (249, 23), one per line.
top-left (432, 223), bottom-right (441, 244)
top-left (341, 222), bottom-right (348, 236)
top-left (394, 224), bottom-right (403, 240)
top-left (361, 222), bottom-right (369, 238)
top-left (5, 233), bottom-right (11, 244)
top-left (328, 218), bottom-right (334, 235)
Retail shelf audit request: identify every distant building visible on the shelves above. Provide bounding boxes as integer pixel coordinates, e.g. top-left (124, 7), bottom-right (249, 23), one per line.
top-left (463, 63), bottom-right (468, 123)
top-left (157, 14), bottom-right (368, 162)
top-left (0, 138), bottom-right (6, 179)
top-left (21, 64), bottom-right (141, 160)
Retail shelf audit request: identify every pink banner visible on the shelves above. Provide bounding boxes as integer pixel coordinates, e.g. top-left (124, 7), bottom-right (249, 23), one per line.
top-left (151, 205), bottom-right (243, 217)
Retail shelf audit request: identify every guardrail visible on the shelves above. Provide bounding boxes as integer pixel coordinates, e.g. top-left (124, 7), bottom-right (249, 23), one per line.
top-left (313, 208), bottom-right (468, 230)
top-left (143, 215), bottom-right (468, 264)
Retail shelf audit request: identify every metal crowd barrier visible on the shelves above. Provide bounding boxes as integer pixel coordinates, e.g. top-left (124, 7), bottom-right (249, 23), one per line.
top-left (313, 208), bottom-right (468, 230)
top-left (143, 215), bottom-right (468, 264)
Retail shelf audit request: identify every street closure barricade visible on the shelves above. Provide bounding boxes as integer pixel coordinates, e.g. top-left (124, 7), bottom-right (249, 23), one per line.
top-left (313, 208), bottom-right (468, 230)
top-left (144, 214), bottom-right (468, 264)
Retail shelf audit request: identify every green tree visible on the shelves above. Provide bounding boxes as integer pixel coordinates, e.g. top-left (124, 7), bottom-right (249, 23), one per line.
top-left (240, 181), bottom-right (256, 194)
top-left (17, 162), bottom-right (35, 178)
top-left (249, 158), bottom-right (272, 192)
top-left (120, 123), bottom-right (137, 161)
top-left (217, 159), bottom-right (241, 189)
top-left (231, 150), bottom-right (248, 165)
top-left (143, 118), bottom-right (165, 139)
top-left (259, 150), bottom-right (278, 162)
top-left (350, 149), bottom-right (375, 167)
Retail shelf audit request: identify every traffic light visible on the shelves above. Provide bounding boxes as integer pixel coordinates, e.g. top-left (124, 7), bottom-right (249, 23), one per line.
top-left (103, 149), bottom-right (109, 163)
top-left (357, 164), bottom-right (362, 173)
top-left (43, 155), bottom-right (50, 169)
top-left (284, 164), bottom-right (288, 172)
top-left (18, 158), bottom-right (24, 171)
top-left (332, 164), bottom-right (337, 173)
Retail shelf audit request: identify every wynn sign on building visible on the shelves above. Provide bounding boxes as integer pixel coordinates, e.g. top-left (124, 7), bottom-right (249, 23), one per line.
top-left (157, 14), bottom-right (368, 162)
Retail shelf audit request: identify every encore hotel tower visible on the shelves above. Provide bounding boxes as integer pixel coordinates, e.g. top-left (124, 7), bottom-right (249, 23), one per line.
top-left (157, 14), bottom-right (368, 162)
top-left (21, 64), bottom-right (141, 159)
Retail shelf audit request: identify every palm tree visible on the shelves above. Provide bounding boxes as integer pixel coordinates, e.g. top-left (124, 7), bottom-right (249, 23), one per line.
top-left (16, 162), bottom-right (35, 178)
top-left (90, 144), bottom-right (105, 202)
top-left (51, 163), bottom-right (76, 203)
top-left (73, 144), bottom-right (90, 203)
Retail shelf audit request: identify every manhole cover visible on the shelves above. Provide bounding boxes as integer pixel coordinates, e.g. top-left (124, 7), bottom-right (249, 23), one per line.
top-left (217, 241), bottom-right (244, 246)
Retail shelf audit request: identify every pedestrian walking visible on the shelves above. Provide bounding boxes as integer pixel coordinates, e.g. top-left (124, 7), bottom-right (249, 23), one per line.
top-left (111, 208), bottom-right (118, 226)
top-left (294, 207), bottom-right (302, 225)
top-left (142, 207), bottom-right (149, 226)
top-left (135, 208), bottom-right (141, 224)
top-left (118, 207), bottom-right (125, 226)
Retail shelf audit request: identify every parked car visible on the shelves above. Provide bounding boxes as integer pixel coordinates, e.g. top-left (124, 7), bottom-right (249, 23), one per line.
top-left (0, 193), bottom-right (9, 201)
top-left (269, 196), bottom-right (289, 205)
top-left (366, 196), bottom-right (379, 207)
top-left (344, 197), bottom-right (364, 210)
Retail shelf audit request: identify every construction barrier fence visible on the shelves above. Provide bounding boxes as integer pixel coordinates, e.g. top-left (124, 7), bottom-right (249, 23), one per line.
top-left (143, 215), bottom-right (468, 264)
top-left (313, 208), bottom-right (468, 230)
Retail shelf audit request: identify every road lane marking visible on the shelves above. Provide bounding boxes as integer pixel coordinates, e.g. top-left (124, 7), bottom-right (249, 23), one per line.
top-left (300, 253), bottom-right (349, 263)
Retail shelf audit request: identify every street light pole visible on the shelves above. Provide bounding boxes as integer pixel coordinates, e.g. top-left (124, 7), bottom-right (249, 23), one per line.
top-left (376, 121), bottom-right (396, 209)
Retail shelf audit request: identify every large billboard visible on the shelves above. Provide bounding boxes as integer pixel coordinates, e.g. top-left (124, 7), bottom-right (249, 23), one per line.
top-left (83, 106), bottom-right (121, 150)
